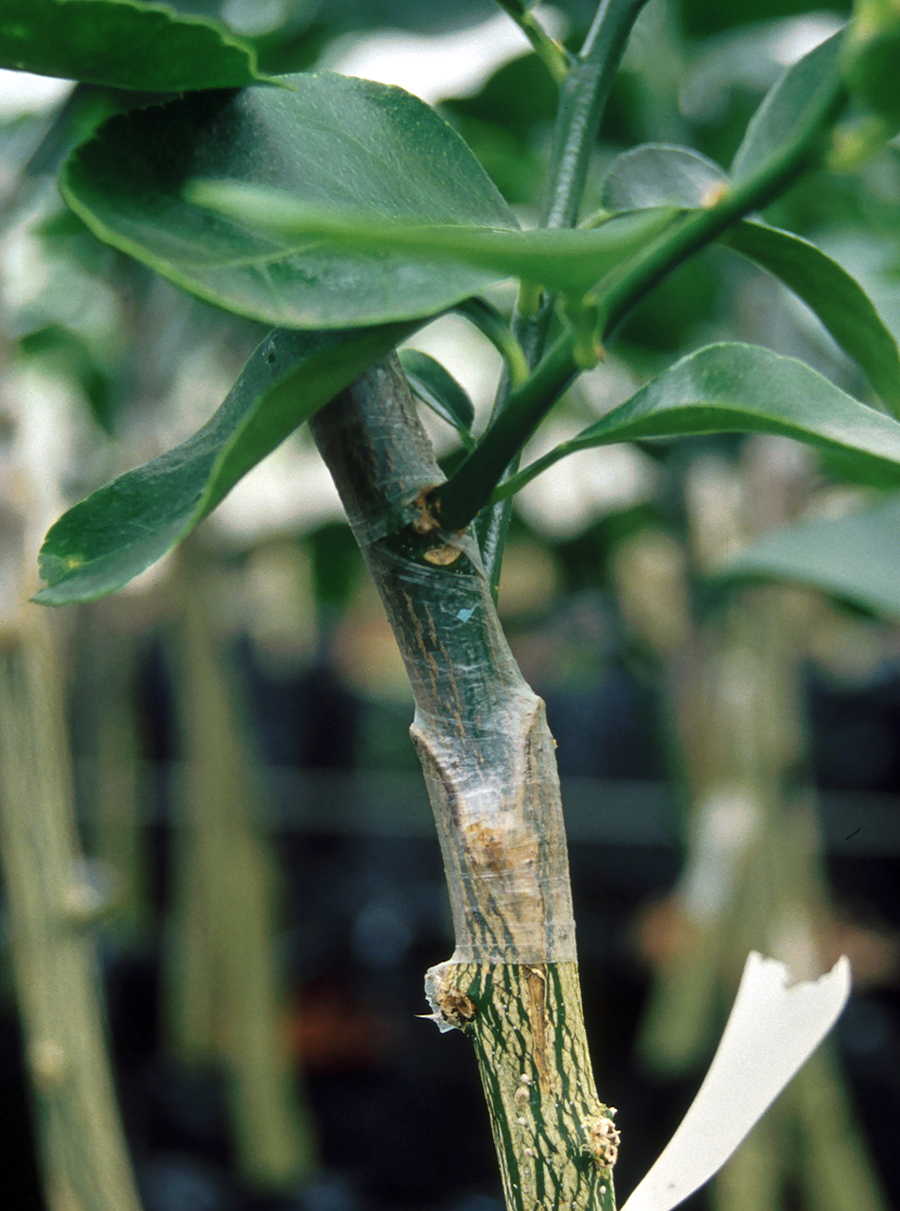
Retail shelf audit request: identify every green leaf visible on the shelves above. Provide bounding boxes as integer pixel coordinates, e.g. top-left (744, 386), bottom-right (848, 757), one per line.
top-left (496, 343), bottom-right (900, 499)
top-left (601, 144), bottom-right (900, 417)
top-left (187, 179), bottom-right (681, 299)
top-left (34, 322), bottom-right (412, 605)
top-left (717, 492), bottom-right (900, 621)
top-left (722, 223), bottom-right (900, 417)
top-left (729, 31), bottom-right (845, 185)
top-left (600, 143), bottom-right (728, 211)
top-left (0, 0), bottom-right (265, 90)
top-left (842, 0), bottom-right (900, 127)
top-left (399, 348), bottom-right (476, 448)
top-left (62, 73), bottom-right (522, 328)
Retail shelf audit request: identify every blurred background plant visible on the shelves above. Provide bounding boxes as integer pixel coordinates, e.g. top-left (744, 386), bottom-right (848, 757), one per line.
top-left (0, 2), bottom-right (898, 1210)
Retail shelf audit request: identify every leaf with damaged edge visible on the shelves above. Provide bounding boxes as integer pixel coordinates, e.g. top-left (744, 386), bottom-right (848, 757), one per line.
top-left (34, 322), bottom-right (412, 605)
top-left (620, 952), bottom-right (851, 1211)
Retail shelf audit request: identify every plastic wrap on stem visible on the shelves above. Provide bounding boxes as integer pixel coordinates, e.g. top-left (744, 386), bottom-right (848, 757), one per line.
top-left (310, 359), bottom-right (576, 964)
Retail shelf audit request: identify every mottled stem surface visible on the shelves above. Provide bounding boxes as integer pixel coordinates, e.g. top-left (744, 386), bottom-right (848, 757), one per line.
top-left (311, 357), bottom-right (617, 1211)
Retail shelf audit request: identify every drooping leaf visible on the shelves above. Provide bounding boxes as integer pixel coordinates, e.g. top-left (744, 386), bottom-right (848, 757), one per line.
top-left (0, 0), bottom-right (265, 90)
top-left (62, 73), bottom-right (523, 328)
top-left (496, 343), bottom-right (900, 499)
top-left (716, 492), bottom-right (900, 621)
top-left (729, 31), bottom-right (845, 184)
top-left (34, 322), bottom-right (412, 605)
top-left (399, 349), bottom-right (476, 448)
top-left (723, 223), bottom-right (900, 416)
top-left (187, 180), bottom-right (680, 299)
top-left (601, 143), bottom-right (900, 416)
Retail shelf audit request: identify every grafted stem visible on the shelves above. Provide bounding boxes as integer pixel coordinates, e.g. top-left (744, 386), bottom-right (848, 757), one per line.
top-left (311, 357), bottom-right (617, 1211)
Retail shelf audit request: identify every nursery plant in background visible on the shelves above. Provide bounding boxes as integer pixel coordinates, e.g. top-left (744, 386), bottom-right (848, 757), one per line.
top-left (3, 0), bottom-right (900, 1209)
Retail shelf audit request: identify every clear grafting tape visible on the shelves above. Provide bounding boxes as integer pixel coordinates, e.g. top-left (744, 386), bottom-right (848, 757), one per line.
top-left (311, 362), bottom-right (578, 965)
top-left (368, 536), bottom-right (578, 965)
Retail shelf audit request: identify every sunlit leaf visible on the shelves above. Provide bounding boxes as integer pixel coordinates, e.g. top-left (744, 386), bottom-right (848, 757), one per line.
top-left (62, 73), bottom-right (523, 328)
top-left (496, 343), bottom-right (900, 499)
top-left (34, 322), bottom-right (412, 605)
top-left (716, 492), bottom-right (900, 621)
top-left (0, 0), bottom-right (265, 90)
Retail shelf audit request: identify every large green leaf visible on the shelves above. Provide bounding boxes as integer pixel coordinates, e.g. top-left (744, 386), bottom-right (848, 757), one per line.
top-left (729, 30), bottom-right (845, 184)
top-left (496, 343), bottom-right (900, 499)
top-left (600, 143), bottom-right (900, 416)
top-left (187, 180), bottom-right (681, 297)
top-left (62, 73), bottom-right (523, 328)
top-left (716, 492), bottom-right (900, 621)
top-left (34, 322), bottom-right (412, 605)
top-left (0, 0), bottom-right (265, 90)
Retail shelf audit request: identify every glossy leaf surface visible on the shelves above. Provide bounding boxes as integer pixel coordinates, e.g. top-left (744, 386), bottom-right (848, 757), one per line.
top-left (0, 0), bottom-right (263, 90)
top-left (62, 73), bottom-right (521, 327)
top-left (601, 143), bottom-right (900, 415)
top-left (717, 492), bottom-right (900, 620)
top-left (35, 322), bottom-right (411, 605)
top-left (498, 343), bottom-right (900, 498)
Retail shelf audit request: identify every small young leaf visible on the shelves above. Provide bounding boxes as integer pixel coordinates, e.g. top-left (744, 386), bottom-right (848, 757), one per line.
top-left (496, 343), bottom-right (900, 499)
top-left (716, 491), bottom-right (900, 621)
top-left (0, 0), bottom-right (265, 90)
top-left (399, 349), bottom-right (476, 448)
top-left (601, 143), bottom-right (728, 211)
top-left (34, 322), bottom-right (412, 606)
top-left (61, 74), bottom-right (522, 328)
top-left (730, 31), bottom-right (845, 185)
top-left (620, 952), bottom-right (851, 1211)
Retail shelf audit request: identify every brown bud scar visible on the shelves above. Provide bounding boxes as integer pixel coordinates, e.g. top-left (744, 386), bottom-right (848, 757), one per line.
top-left (423, 543), bottom-right (463, 566)
top-left (701, 181), bottom-right (730, 208)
